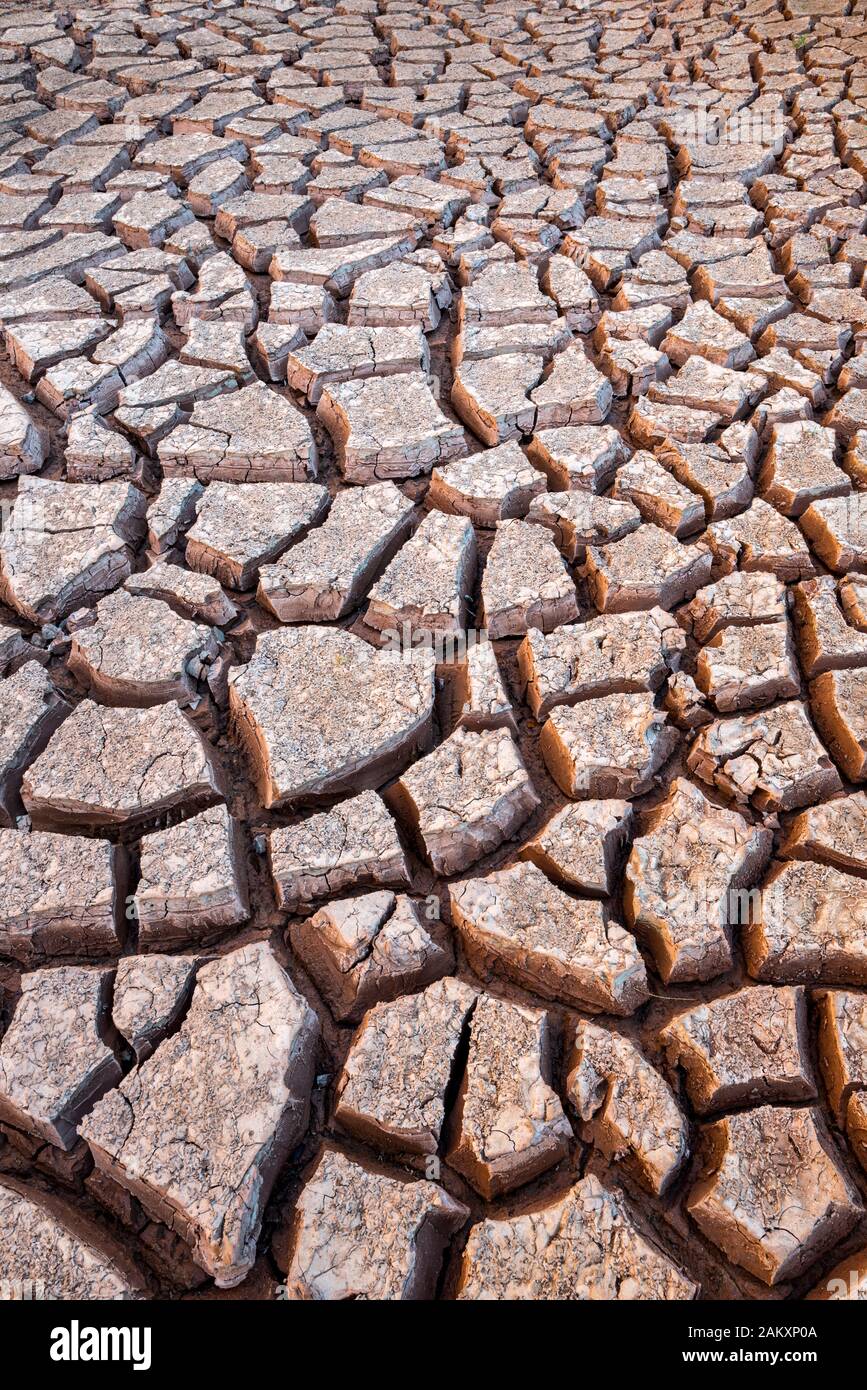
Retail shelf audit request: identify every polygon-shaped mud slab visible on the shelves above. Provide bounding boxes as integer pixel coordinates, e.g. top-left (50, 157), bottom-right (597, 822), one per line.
top-left (797, 495), bottom-right (867, 575)
top-left (290, 891), bottom-right (452, 1024)
top-left (447, 994), bottom-right (571, 1198)
top-left (682, 571), bottom-right (788, 643)
top-left (745, 859), bottom-right (867, 986)
top-left (0, 383), bottom-right (47, 479)
top-left (228, 626), bottom-right (435, 808)
top-left (540, 691), bottom-right (678, 800)
top-left (454, 639), bottom-right (517, 734)
top-left (22, 700), bottom-right (223, 831)
top-left (526, 491), bottom-right (641, 561)
top-left (135, 804), bottom-right (248, 950)
top-left (518, 609), bottom-right (685, 718)
top-left (816, 990), bottom-right (867, 1124)
top-left (179, 319), bottom-right (253, 378)
top-left (810, 667), bottom-right (867, 781)
top-left (541, 253), bottom-right (600, 332)
top-left (67, 589), bottom-right (217, 706)
top-left (334, 976), bottom-right (477, 1156)
top-left (365, 510), bottom-right (477, 637)
top-left (428, 442), bottom-right (546, 528)
top-left (759, 419), bottom-right (849, 518)
top-left (687, 1105), bottom-right (861, 1286)
top-left (347, 257), bottom-right (452, 331)
top-left (459, 259), bottom-right (557, 326)
top-left (285, 322), bottom-right (428, 405)
top-left (628, 398), bottom-right (723, 449)
top-left (257, 482), bottom-right (415, 622)
top-left (661, 986), bottom-right (815, 1114)
top-left (453, 318), bottom-right (566, 372)
top-left (688, 702), bottom-right (843, 812)
top-left (0, 476), bottom-right (146, 623)
top-left (0, 829), bottom-right (121, 962)
top-left (81, 942), bottom-right (319, 1289)
top-left (318, 370), bottom-right (467, 481)
top-left (146, 479), bottom-right (205, 557)
top-left (268, 789), bottom-right (410, 911)
top-left (695, 621), bottom-right (800, 713)
top-left (117, 361), bottom-right (236, 416)
top-left (779, 793), bottom-right (867, 874)
top-left (0, 661), bottom-right (69, 826)
top-left (479, 518), bottom-right (577, 639)
top-left (530, 344), bottom-right (613, 429)
top-left (566, 1021), bottom-right (688, 1196)
top-left (451, 352), bottom-right (543, 446)
top-left (583, 524), bottom-right (712, 613)
top-left (657, 426), bottom-right (757, 523)
top-left (527, 423), bottom-right (630, 492)
top-left (624, 777), bottom-right (773, 984)
top-left (661, 298), bottom-right (755, 369)
top-left (185, 481), bottom-right (329, 590)
top-left (125, 561), bottom-right (239, 628)
top-left (170, 251), bottom-right (256, 331)
top-left (158, 381), bottom-right (318, 483)
top-left (707, 499), bottom-right (818, 581)
top-left (611, 451), bottom-right (705, 539)
top-left (449, 861), bottom-right (648, 1016)
top-left (0, 1179), bottom-right (144, 1301)
top-left (0, 966), bottom-right (121, 1150)
top-left (791, 576), bottom-right (867, 679)
top-left (520, 799), bottom-right (633, 896)
top-left (284, 1148), bottom-right (467, 1301)
top-left (386, 726), bottom-right (539, 875)
top-left (112, 955), bottom-right (198, 1063)
top-left (268, 280), bottom-right (337, 333)
top-left (457, 1175), bottom-right (696, 1300)
top-left (65, 411), bottom-right (139, 484)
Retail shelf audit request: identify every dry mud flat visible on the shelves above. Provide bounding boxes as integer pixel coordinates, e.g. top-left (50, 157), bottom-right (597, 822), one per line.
top-left (4, 0), bottom-right (867, 1309)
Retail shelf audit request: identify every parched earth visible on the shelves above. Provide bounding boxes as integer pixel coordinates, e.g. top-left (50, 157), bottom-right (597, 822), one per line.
top-left (3, 0), bottom-right (867, 1307)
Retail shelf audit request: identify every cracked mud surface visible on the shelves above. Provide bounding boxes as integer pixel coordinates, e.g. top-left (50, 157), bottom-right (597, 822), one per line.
top-left (3, 0), bottom-right (867, 1306)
